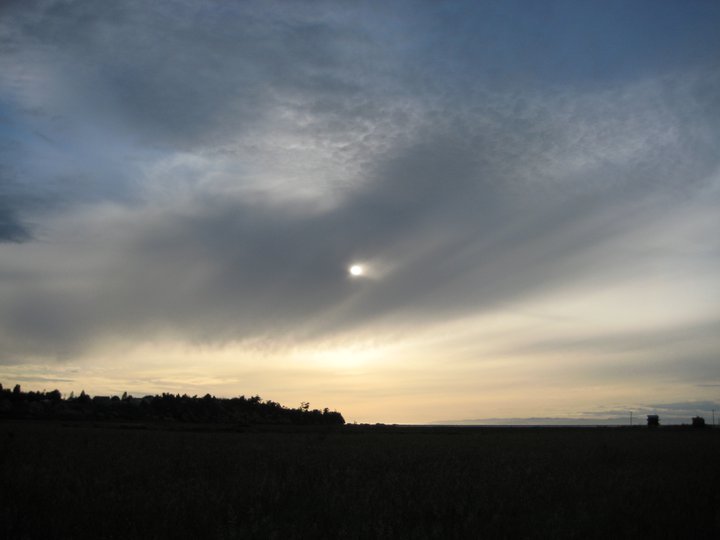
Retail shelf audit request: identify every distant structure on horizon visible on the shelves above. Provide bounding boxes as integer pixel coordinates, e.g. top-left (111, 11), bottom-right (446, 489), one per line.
top-left (647, 414), bottom-right (659, 428)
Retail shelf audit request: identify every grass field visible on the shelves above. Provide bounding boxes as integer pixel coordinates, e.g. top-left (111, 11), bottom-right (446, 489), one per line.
top-left (1, 421), bottom-right (718, 539)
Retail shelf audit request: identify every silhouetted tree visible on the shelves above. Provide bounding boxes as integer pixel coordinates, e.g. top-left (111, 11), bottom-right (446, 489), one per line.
top-left (0, 382), bottom-right (344, 425)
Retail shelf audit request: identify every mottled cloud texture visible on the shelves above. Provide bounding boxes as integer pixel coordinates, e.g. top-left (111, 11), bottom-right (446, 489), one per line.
top-left (1, 1), bottom-right (719, 421)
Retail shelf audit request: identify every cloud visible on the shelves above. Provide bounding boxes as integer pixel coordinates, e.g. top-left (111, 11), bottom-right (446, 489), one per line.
top-left (0, 205), bottom-right (30, 243)
top-left (7, 375), bottom-right (75, 384)
top-left (0, 0), bottom-right (404, 150)
top-left (0, 0), bottom-right (399, 237)
top-left (435, 400), bottom-right (720, 425)
top-left (0, 0), bottom-right (719, 380)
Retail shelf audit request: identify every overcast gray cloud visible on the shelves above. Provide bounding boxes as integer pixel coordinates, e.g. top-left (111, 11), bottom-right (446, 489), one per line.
top-left (0, 1), bottom-right (719, 420)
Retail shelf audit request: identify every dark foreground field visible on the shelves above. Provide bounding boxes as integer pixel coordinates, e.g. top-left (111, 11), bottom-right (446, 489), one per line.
top-left (1, 422), bottom-right (718, 539)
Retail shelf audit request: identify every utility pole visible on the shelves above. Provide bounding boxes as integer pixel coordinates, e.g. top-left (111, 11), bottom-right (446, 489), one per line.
top-left (713, 409), bottom-right (715, 428)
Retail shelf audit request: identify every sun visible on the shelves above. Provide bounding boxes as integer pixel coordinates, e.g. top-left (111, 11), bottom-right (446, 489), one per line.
top-left (349, 264), bottom-right (364, 277)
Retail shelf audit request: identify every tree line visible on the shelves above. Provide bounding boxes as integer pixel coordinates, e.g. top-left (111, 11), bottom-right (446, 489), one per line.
top-left (0, 383), bottom-right (345, 425)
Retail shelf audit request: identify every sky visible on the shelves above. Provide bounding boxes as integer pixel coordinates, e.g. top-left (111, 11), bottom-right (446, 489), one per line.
top-left (1, 0), bottom-right (719, 424)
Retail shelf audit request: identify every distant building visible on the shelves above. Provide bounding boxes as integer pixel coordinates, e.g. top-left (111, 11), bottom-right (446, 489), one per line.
top-left (691, 416), bottom-right (706, 428)
top-left (647, 414), bottom-right (659, 427)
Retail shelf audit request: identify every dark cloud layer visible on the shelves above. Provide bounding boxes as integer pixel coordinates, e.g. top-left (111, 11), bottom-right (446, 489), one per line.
top-left (0, 207), bottom-right (29, 243)
top-left (0, 0), bottom-right (719, 375)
